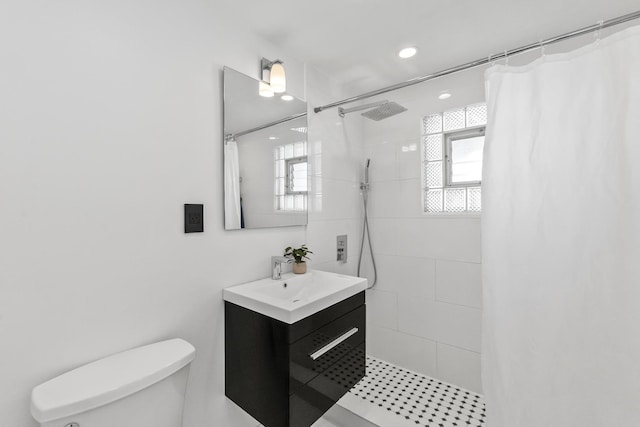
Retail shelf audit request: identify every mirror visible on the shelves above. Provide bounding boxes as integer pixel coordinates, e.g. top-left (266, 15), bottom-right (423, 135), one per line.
top-left (223, 67), bottom-right (308, 230)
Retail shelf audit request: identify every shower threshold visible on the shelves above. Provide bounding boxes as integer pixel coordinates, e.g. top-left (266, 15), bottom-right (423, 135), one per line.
top-left (322, 356), bottom-right (486, 427)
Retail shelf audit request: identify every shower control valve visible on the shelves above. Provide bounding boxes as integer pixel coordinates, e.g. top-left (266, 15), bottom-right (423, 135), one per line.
top-left (337, 234), bottom-right (347, 263)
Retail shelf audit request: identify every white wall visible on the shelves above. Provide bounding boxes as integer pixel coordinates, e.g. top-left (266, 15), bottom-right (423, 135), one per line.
top-left (0, 2), bottom-right (359, 426)
top-left (358, 68), bottom-right (486, 393)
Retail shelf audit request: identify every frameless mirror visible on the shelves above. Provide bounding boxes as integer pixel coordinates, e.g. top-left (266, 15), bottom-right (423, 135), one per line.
top-left (223, 67), bottom-right (308, 230)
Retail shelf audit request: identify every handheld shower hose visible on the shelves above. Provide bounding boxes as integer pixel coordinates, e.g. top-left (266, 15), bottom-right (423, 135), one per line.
top-left (357, 159), bottom-right (377, 289)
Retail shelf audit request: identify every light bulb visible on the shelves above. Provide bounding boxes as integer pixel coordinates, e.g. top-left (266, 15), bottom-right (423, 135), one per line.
top-left (269, 62), bottom-right (286, 93)
top-left (259, 80), bottom-right (274, 97)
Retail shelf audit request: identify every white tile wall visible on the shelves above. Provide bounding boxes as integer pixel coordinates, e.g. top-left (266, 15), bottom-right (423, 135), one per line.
top-left (367, 324), bottom-right (437, 376)
top-left (360, 66), bottom-right (486, 394)
top-left (365, 289), bottom-right (398, 329)
top-left (367, 218), bottom-right (481, 262)
top-left (365, 142), bottom-right (397, 183)
top-left (395, 142), bottom-right (422, 181)
top-left (366, 180), bottom-right (400, 218)
top-left (395, 178), bottom-right (423, 217)
top-left (396, 296), bottom-right (481, 352)
top-left (373, 254), bottom-right (435, 300)
top-left (432, 302), bottom-right (482, 352)
top-left (436, 260), bottom-right (482, 308)
top-left (436, 343), bottom-right (482, 393)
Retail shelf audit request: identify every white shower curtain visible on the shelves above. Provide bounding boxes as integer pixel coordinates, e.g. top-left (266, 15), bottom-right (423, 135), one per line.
top-left (482, 26), bottom-right (640, 426)
top-left (224, 138), bottom-right (242, 229)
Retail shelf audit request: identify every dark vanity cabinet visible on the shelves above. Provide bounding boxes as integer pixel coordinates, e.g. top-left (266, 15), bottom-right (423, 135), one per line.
top-left (225, 292), bottom-right (366, 427)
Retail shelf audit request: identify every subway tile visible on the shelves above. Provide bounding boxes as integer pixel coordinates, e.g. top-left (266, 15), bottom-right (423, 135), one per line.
top-left (367, 324), bottom-right (437, 377)
top-left (436, 343), bottom-right (482, 394)
top-left (436, 260), bottom-right (482, 308)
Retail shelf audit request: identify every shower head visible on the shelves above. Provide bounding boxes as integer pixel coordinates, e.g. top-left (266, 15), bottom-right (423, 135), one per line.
top-left (339, 100), bottom-right (407, 121)
top-left (361, 102), bottom-right (407, 121)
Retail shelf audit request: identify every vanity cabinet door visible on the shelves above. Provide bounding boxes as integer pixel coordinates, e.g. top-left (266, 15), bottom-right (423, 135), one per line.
top-left (290, 343), bottom-right (365, 427)
top-left (289, 306), bottom-right (365, 386)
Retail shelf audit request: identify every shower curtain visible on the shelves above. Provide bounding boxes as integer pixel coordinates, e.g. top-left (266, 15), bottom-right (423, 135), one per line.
top-left (224, 138), bottom-right (242, 229)
top-left (482, 26), bottom-right (640, 426)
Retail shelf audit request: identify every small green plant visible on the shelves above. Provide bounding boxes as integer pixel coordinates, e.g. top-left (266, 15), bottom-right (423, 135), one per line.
top-left (284, 245), bottom-right (313, 264)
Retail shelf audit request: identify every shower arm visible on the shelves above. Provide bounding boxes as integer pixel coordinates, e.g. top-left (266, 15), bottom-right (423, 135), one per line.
top-left (314, 10), bottom-right (640, 114)
top-left (339, 100), bottom-right (389, 117)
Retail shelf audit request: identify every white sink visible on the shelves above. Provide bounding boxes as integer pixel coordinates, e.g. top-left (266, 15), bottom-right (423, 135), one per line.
top-left (223, 270), bottom-right (368, 324)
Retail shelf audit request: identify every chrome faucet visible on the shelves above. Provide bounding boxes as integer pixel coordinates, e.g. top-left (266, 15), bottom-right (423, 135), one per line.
top-left (271, 256), bottom-right (291, 280)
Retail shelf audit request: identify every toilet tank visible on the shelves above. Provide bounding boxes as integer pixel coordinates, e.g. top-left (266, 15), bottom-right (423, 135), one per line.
top-left (31, 338), bottom-right (196, 427)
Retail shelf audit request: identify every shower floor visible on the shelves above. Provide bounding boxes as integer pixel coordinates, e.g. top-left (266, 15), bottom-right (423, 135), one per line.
top-left (330, 356), bottom-right (486, 427)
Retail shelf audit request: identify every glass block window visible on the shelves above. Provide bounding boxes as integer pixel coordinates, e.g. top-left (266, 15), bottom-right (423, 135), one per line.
top-left (421, 103), bottom-right (486, 213)
top-left (274, 142), bottom-right (307, 212)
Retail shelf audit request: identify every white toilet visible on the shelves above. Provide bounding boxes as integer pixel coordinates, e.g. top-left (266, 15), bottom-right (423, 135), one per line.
top-left (31, 338), bottom-right (196, 427)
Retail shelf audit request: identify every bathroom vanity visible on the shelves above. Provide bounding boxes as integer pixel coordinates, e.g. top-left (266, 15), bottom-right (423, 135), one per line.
top-left (224, 270), bottom-right (367, 427)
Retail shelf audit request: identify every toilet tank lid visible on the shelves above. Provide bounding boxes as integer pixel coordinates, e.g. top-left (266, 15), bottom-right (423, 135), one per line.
top-left (30, 338), bottom-right (196, 423)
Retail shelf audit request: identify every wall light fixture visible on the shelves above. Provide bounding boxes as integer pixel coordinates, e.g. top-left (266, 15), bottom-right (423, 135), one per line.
top-left (261, 58), bottom-right (286, 95)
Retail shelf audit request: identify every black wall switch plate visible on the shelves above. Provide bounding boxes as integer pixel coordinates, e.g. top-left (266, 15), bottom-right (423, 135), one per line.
top-left (184, 204), bottom-right (204, 233)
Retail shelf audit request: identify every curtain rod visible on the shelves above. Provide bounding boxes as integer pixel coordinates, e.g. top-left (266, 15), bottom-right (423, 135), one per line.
top-left (313, 10), bottom-right (640, 114)
top-left (227, 112), bottom-right (307, 139)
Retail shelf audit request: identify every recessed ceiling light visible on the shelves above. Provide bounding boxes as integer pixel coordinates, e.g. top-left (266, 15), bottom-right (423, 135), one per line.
top-left (281, 95), bottom-right (294, 101)
top-left (438, 92), bottom-right (452, 100)
top-left (398, 47), bottom-right (417, 59)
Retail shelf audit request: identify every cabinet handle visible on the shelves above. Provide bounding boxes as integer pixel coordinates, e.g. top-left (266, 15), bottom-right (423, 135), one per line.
top-left (309, 327), bottom-right (359, 361)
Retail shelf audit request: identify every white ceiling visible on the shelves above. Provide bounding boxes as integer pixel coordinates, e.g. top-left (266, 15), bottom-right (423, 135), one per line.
top-left (217, 0), bottom-right (639, 95)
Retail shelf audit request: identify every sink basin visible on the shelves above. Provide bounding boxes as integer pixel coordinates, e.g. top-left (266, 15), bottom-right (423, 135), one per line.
top-left (223, 270), bottom-right (368, 324)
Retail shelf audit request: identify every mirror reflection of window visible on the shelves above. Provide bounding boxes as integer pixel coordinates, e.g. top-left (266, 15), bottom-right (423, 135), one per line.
top-left (286, 157), bottom-right (308, 194)
top-left (274, 142), bottom-right (307, 212)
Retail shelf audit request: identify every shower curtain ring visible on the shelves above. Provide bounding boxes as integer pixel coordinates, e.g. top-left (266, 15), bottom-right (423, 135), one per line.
top-left (594, 19), bottom-right (604, 43)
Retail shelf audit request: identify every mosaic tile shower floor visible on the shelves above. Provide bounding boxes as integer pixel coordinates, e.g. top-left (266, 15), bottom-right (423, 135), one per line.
top-left (342, 356), bottom-right (486, 427)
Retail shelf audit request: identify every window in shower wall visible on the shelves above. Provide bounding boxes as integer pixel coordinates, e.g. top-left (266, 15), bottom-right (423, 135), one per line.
top-left (422, 103), bottom-right (486, 213)
top-left (274, 142), bottom-right (307, 212)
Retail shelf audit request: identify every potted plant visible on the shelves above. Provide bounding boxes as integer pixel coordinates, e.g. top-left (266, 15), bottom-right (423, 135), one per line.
top-left (284, 245), bottom-right (313, 274)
